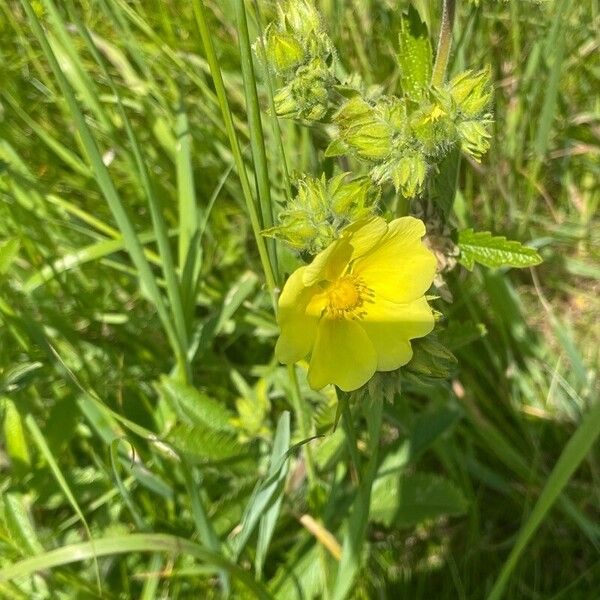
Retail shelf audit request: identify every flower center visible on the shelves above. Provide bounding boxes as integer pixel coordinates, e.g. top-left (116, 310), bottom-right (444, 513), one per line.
top-left (325, 275), bottom-right (373, 319)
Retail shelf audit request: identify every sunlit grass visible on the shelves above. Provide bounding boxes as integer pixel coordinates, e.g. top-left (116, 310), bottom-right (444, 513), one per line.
top-left (0, 0), bottom-right (598, 598)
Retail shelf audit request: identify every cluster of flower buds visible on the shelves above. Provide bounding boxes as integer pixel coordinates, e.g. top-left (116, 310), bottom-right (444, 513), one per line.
top-left (327, 68), bottom-right (493, 197)
top-left (263, 173), bottom-right (378, 254)
top-left (259, 1), bottom-right (493, 201)
top-left (258, 0), bottom-right (336, 120)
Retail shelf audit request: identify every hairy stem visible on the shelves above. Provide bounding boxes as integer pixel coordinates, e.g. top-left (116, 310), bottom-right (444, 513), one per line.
top-left (432, 0), bottom-right (456, 87)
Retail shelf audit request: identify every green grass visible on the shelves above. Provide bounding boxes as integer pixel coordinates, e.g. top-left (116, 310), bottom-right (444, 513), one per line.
top-left (0, 0), bottom-right (599, 598)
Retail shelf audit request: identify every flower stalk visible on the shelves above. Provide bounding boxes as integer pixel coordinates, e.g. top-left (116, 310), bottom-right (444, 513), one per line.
top-left (431, 0), bottom-right (456, 87)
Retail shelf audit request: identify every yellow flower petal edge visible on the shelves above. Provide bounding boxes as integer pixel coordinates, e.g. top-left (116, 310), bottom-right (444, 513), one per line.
top-left (275, 216), bottom-right (437, 391)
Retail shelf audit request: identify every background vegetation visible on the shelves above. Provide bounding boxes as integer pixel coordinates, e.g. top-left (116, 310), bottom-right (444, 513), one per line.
top-left (0, 0), bottom-right (598, 598)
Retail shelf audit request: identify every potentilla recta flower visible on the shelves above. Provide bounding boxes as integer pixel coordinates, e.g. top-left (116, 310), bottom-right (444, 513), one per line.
top-left (275, 216), bottom-right (437, 391)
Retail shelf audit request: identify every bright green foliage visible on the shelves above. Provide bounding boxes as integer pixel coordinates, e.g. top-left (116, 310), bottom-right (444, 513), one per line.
top-left (458, 228), bottom-right (543, 270)
top-left (404, 337), bottom-right (458, 380)
top-left (264, 173), bottom-right (377, 253)
top-left (0, 0), bottom-right (597, 598)
top-left (398, 5), bottom-right (433, 101)
top-left (0, 239), bottom-right (20, 275)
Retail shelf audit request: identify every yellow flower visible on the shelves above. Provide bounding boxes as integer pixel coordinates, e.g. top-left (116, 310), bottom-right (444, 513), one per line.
top-left (275, 216), bottom-right (437, 391)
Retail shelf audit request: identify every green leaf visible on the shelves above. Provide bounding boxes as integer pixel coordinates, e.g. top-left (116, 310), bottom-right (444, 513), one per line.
top-left (458, 229), bottom-right (543, 270)
top-left (398, 5), bottom-right (432, 101)
top-left (256, 412), bottom-right (291, 578)
top-left (2, 493), bottom-right (44, 556)
top-left (232, 423), bottom-right (290, 561)
top-left (405, 337), bottom-right (457, 379)
top-left (324, 137), bottom-right (347, 158)
top-left (1, 398), bottom-right (30, 469)
top-left (158, 376), bottom-right (234, 432)
top-left (0, 238), bottom-right (20, 275)
top-left (167, 422), bottom-right (241, 462)
top-left (371, 472), bottom-right (468, 527)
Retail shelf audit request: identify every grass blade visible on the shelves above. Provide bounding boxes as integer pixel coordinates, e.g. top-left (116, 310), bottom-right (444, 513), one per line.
top-left (487, 398), bottom-right (600, 600)
top-left (192, 0), bottom-right (277, 300)
top-left (234, 0), bottom-right (278, 277)
top-left (24, 415), bottom-right (101, 591)
top-left (19, 0), bottom-right (182, 369)
top-left (0, 533), bottom-right (272, 599)
top-left (255, 411), bottom-right (291, 578)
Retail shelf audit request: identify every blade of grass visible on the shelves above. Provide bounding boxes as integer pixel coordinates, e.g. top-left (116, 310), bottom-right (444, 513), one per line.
top-left (109, 439), bottom-right (147, 531)
top-left (64, 0), bottom-right (192, 380)
top-left (251, 0), bottom-right (293, 202)
top-left (255, 411), bottom-right (291, 578)
top-left (174, 100), bottom-right (204, 326)
top-left (175, 100), bottom-right (199, 275)
top-left (139, 554), bottom-right (163, 600)
top-left (1, 91), bottom-right (91, 177)
top-left (182, 461), bottom-right (230, 594)
top-left (23, 229), bottom-right (170, 292)
top-left (19, 0), bottom-right (182, 371)
top-left (487, 397), bottom-right (600, 600)
top-left (192, 0), bottom-right (277, 301)
top-left (0, 533), bottom-right (272, 599)
top-left (234, 0), bottom-right (278, 279)
top-left (24, 415), bottom-right (101, 592)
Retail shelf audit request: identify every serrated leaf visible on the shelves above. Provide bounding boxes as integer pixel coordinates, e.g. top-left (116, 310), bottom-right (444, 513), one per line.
top-left (158, 376), bottom-right (233, 432)
top-left (458, 229), bottom-right (543, 270)
top-left (398, 5), bottom-right (432, 101)
top-left (405, 338), bottom-right (457, 379)
top-left (167, 422), bottom-right (241, 462)
top-left (371, 472), bottom-right (468, 527)
top-left (324, 138), bottom-right (347, 157)
top-left (440, 320), bottom-right (487, 350)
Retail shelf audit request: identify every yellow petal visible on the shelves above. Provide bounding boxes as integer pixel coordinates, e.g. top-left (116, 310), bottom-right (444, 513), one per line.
top-left (303, 238), bottom-right (352, 286)
top-left (343, 216), bottom-right (388, 261)
top-left (307, 319), bottom-right (377, 391)
top-left (276, 316), bottom-right (318, 364)
top-left (353, 216), bottom-right (436, 303)
top-left (276, 267), bottom-right (319, 364)
top-left (360, 295), bottom-right (434, 371)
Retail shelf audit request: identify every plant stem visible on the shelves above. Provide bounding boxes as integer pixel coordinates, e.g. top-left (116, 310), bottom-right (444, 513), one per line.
top-left (431, 0), bottom-right (456, 87)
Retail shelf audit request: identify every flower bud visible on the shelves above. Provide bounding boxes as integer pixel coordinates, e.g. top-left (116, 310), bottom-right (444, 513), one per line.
top-left (263, 173), bottom-right (377, 253)
top-left (264, 27), bottom-right (306, 73)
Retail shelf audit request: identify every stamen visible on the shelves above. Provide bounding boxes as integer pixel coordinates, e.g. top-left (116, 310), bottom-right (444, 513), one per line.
top-left (325, 275), bottom-right (373, 320)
